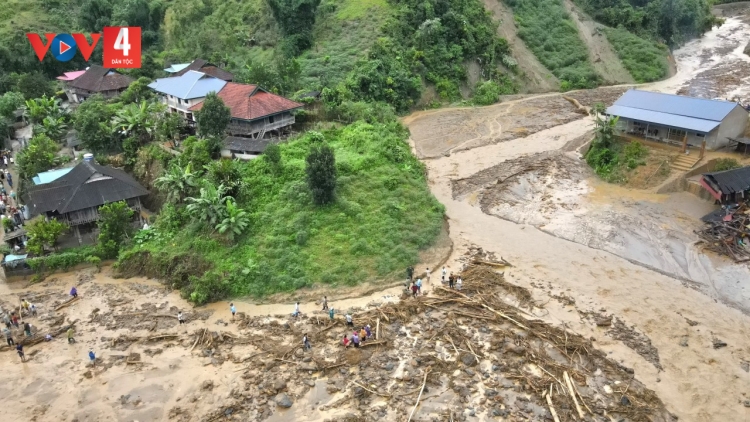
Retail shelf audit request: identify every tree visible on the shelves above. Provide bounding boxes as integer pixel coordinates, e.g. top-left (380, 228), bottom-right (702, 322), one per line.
top-left (79, 0), bottom-right (113, 32)
top-left (186, 182), bottom-right (231, 227)
top-left (305, 144), bottom-right (336, 205)
top-left (196, 92), bottom-right (231, 138)
top-left (25, 217), bottom-right (68, 255)
top-left (215, 199), bottom-right (250, 241)
top-left (155, 162), bottom-right (197, 204)
top-left (111, 101), bottom-right (162, 144)
top-left (264, 143), bottom-right (281, 168)
top-left (97, 201), bottom-right (135, 258)
top-left (0, 92), bottom-right (24, 122)
top-left (118, 77), bottom-right (155, 104)
top-left (15, 73), bottom-right (54, 100)
top-left (179, 136), bottom-right (212, 170)
top-left (23, 95), bottom-right (62, 124)
top-left (73, 95), bottom-right (116, 152)
top-left (155, 111), bottom-right (185, 143)
top-left (35, 116), bottom-right (68, 143)
top-left (16, 134), bottom-right (58, 180)
top-left (267, 0), bottom-right (322, 55)
top-left (206, 159), bottom-right (242, 198)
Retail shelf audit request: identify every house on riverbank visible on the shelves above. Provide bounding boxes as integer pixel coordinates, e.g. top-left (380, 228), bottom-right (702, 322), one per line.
top-left (23, 160), bottom-right (148, 246)
top-left (606, 90), bottom-right (748, 151)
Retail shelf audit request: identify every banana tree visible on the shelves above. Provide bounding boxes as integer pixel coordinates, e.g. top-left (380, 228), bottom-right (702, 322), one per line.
top-left (155, 162), bottom-right (197, 204)
top-left (215, 199), bottom-right (250, 241)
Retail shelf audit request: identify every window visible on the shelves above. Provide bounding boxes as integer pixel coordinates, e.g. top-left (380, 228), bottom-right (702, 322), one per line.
top-left (269, 115), bottom-right (275, 123)
top-left (696, 133), bottom-right (705, 137)
top-left (186, 113), bottom-right (193, 121)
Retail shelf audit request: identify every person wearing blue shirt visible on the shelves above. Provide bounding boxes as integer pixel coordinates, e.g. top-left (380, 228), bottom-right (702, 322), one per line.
top-left (89, 350), bottom-right (96, 366)
top-left (416, 278), bottom-right (422, 295)
top-left (230, 303), bottom-right (236, 319)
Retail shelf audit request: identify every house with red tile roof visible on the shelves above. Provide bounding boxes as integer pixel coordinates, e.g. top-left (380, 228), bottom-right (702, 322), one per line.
top-left (189, 82), bottom-right (303, 159)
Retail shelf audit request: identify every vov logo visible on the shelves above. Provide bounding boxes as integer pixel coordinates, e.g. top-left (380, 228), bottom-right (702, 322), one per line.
top-left (26, 27), bottom-right (141, 68)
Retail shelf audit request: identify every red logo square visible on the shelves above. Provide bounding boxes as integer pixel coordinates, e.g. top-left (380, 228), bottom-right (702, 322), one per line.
top-left (102, 27), bottom-right (141, 68)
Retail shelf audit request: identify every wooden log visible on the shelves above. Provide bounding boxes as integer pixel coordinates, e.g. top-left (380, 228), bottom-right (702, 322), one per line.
top-left (55, 296), bottom-right (80, 311)
top-left (376, 318), bottom-right (380, 341)
top-left (407, 371), bottom-right (430, 422)
top-left (545, 393), bottom-right (561, 422)
top-left (352, 381), bottom-right (392, 397)
top-left (360, 340), bottom-right (387, 348)
top-left (190, 328), bottom-right (206, 352)
top-left (564, 371), bottom-right (585, 419)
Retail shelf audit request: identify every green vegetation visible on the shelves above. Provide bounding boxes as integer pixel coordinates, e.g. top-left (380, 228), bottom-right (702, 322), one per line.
top-left (585, 115), bottom-right (651, 183)
top-left (16, 134), bottom-right (59, 181)
top-left (118, 122), bottom-right (445, 304)
top-left (505, 0), bottom-right (599, 90)
top-left (27, 246), bottom-right (101, 273)
top-left (97, 201), bottom-right (136, 259)
top-left (196, 92), bottom-right (231, 140)
top-left (572, 0), bottom-right (717, 47)
top-left (25, 216), bottom-right (68, 255)
top-left (714, 158), bottom-right (741, 172)
top-left (604, 27), bottom-right (669, 82)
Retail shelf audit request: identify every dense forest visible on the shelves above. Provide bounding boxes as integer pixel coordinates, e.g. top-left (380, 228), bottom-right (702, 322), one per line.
top-left (0, 0), bottom-right (725, 302)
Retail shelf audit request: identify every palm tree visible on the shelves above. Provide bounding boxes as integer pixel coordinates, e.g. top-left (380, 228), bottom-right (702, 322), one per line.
top-left (111, 101), bottom-right (163, 144)
top-left (35, 116), bottom-right (68, 142)
top-left (155, 163), bottom-right (197, 204)
top-left (215, 199), bottom-right (250, 241)
top-left (23, 95), bottom-right (62, 124)
top-left (186, 182), bottom-right (231, 227)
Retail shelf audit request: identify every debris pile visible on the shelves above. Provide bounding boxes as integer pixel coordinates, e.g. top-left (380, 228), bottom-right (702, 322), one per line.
top-left (696, 204), bottom-right (750, 262)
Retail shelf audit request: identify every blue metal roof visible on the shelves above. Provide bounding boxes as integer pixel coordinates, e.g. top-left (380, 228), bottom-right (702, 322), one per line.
top-left (606, 105), bottom-right (721, 133)
top-left (148, 71), bottom-right (226, 100)
top-left (613, 90), bottom-right (738, 122)
top-left (32, 167), bottom-right (73, 185)
top-left (164, 63), bottom-right (190, 73)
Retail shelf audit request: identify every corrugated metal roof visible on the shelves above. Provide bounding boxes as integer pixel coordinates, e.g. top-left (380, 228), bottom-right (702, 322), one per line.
top-left (606, 105), bottom-right (721, 133)
top-left (32, 168), bottom-right (73, 185)
top-left (614, 90), bottom-right (739, 121)
top-left (223, 136), bottom-right (271, 153)
top-left (164, 63), bottom-right (190, 73)
top-left (148, 71), bottom-right (226, 100)
top-left (702, 166), bottom-right (750, 195)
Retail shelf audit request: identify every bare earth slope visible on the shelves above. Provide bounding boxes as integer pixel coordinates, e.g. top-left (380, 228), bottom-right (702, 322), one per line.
top-left (562, 0), bottom-right (635, 85)
top-left (483, 0), bottom-right (560, 93)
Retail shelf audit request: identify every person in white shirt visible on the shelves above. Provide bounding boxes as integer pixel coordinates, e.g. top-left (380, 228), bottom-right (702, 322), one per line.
top-left (178, 311), bottom-right (185, 324)
top-left (345, 313), bottom-right (353, 327)
top-left (441, 267), bottom-right (447, 282)
top-left (293, 302), bottom-right (300, 317)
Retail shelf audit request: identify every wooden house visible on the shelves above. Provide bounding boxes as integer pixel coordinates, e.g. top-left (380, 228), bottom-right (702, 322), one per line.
top-left (65, 65), bottom-right (134, 103)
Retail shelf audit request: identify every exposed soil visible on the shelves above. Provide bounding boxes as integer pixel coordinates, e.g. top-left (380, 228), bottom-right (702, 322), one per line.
top-left (0, 261), bottom-right (677, 422)
top-left (404, 86), bottom-right (628, 159)
top-left (562, 0), bottom-right (635, 85)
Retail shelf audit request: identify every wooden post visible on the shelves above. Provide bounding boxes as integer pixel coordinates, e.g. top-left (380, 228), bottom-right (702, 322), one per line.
top-left (74, 225), bottom-right (82, 245)
top-left (700, 139), bottom-right (706, 159)
top-left (681, 134), bottom-right (688, 153)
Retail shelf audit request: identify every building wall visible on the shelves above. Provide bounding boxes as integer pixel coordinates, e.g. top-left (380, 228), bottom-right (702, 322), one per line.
top-left (220, 149), bottom-right (260, 160)
top-left (614, 118), bottom-right (720, 149)
top-left (227, 112), bottom-right (295, 137)
top-left (717, 105), bottom-right (749, 148)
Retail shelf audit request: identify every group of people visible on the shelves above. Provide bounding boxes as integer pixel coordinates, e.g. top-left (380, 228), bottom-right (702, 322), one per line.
top-left (406, 266), bottom-right (463, 297)
top-left (342, 324), bottom-right (373, 348)
top-left (2, 298), bottom-right (39, 362)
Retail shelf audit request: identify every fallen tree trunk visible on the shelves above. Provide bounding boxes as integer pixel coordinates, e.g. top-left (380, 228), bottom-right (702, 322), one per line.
top-left (0, 319), bottom-right (78, 351)
top-left (55, 296), bottom-right (80, 311)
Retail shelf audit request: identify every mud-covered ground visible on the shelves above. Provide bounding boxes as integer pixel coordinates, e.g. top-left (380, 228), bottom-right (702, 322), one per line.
top-left (0, 261), bottom-right (678, 422)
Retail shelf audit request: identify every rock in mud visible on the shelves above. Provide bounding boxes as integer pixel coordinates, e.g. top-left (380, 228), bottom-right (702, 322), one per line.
top-left (713, 339), bottom-right (728, 349)
top-left (679, 337), bottom-right (688, 347)
top-left (201, 380), bottom-right (214, 391)
top-left (741, 361), bottom-right (749, 373)
top-left (461, 354), bottom-right (477, 367)
top-left (275, 393), bottom-right (293, 408)
top-left (273, 380), bottom-right (287, 392)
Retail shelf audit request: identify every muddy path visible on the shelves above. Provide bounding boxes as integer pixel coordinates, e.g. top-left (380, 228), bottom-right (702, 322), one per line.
top-left (404, 8), bottom-right (750, 422)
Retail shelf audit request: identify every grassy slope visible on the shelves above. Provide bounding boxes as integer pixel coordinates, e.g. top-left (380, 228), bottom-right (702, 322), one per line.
top-left (119, 122), bottom-right (445, 303)
top-left (603, 27), bottom-right (669, 83)
top-left (298, 0), bottom-right (392, 88)
top-left (504, 0), bottom-right (599, 89)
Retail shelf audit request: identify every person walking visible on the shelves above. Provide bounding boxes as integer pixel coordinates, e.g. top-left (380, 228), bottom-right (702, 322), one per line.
top-left (416, 278), bottom-right (422, 295)
top-left (359, 327), bottom-right (367, 344)
top-left (30, 304), bottom-right (37, 317)
top-left (11, 312), bottom-right (19, 328)
top-left (67, 327), bottom-right (75, 343)
top-left (411, 281), bottom-right (418, 298)
top-left (342, 334), bottom-right (350, 348)
top-left (364, 324), bottom-right (372, 339)
top-left (345, 313), bottom-right (353, 327)
top-left (89, 350), bottom-right (96, 366)
top-left (321, 296), bottom-right (328, 311)
top-left (303, 333), bottom-right (311, 351)
top-left (3, 313), bottom-right (11, 329)
top-left (456, 276), bottom-right (463, 291)
top-left (407, 266), bottom-right (414, 282)
top-left (448, 273), bottom-right (455, 289)
top-left (3, 327), bottom-right (14, 346)
top-left (70, 287), bottom-right (78, 298)
top-left (426, 268), bottom-right (431, 284)
top-left (230, 303), bottom-right (236, 319)
top-left (328, 307), bottom-right (335, 321)
top-left (293, 302), bottom-right (300, 318)
top-left (16, 343), bottom-right (25, 362)
top-left (442, 267), bottom-right (447, 283)
top-left (23, 321), bottom-right (32, 337)
top-left (178, 311), bottom-right (185, 325)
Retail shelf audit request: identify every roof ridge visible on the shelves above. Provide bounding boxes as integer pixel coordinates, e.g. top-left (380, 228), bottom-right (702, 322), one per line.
top-left (629, 89), bottom-right (736, 104)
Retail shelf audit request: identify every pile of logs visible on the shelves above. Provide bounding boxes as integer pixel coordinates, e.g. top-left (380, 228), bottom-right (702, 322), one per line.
top-left (696, 204), bottom-right (750, 262)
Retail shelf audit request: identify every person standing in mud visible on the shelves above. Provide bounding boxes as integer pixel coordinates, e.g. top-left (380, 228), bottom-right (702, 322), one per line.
top-left (426, 268), bottom-right (431, 284)
top-left (448, 273), bottom-right (455, 289)
top-left (342, 334), bottom-right (350, 348)
top-left (89, 350), bottom-right (96, 366)
top-left (178, 311), bottom-right (185, 325)
top-left (293, 302), bottom-right (300, 318)
top-left (303, 333), bottom-right (311, 351)
top-left (3, 326), bottom-right (13, 346)
top-left (411, 281), bottom-right (418, 298)
top-left (416, 278), bottom-right (422, 295)
top-left (322, 296), bottom-right (328, 311)
top-left (329, 307), bottom-right (335, 321)
top-left (16, 343), bottom-right (24, 362)
top-left (23, 321), bottom-right (32, 337)
top-left (351, 331), bottom-right (360, 348)
top-left (70, 287), bottom-right (78, 298)
top-left (407, 266), bottom-right (414, 281)
top-left (230, 303), bottom-right (236, 319)
top-left (442, 266), bottom-right (447, 282)
top-left (67, 327), bottom-right (75, 343)
top-left (345, 313), bottom-right (353, 327)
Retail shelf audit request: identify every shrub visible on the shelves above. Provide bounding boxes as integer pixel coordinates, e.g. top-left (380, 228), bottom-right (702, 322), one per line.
top-left (714, 158), bottom-right (741, 172)
top-left (604, 27), bottom-right (669, 83)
